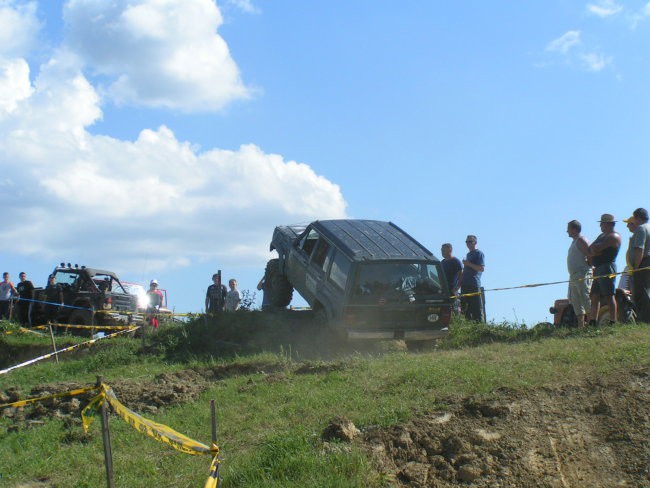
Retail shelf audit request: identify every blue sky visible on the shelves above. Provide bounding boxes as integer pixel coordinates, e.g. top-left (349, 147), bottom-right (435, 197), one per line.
top-left (1, 0), bottom-right (649, 324)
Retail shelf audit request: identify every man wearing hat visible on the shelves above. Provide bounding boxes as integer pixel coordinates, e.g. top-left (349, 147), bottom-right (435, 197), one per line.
top-left (588, 214), bottom-right (621, 325)
top-left (627, 208), bottom-right (650, 322)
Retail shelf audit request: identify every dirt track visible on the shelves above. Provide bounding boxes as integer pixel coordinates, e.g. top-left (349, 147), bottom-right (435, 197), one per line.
top-left (3, 366), bottom-right (649, 487)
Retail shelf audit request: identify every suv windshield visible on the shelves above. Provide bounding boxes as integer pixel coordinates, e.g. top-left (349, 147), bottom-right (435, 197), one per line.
top-left (351, 261), bottom-right (445, 304)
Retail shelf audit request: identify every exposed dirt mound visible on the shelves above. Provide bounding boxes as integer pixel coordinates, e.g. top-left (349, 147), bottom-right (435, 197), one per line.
top-left (1, 361), bottom-right (297, 425)
top-left (361, 368), bottom-right (650, 487)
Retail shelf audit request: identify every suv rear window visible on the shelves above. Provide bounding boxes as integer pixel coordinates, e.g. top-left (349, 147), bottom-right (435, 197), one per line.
top-left (350, 261), bottom-right (445, 304)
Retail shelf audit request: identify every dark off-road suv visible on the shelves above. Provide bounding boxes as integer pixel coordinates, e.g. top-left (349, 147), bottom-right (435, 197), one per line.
top-left (266, 220), bottom-right (452, 341)
top-left (31, 263), bottom-right (140, 326)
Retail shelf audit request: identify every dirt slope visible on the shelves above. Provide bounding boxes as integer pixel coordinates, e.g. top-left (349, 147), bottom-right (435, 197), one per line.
top-left (362, 367), bottom-right (649, 487)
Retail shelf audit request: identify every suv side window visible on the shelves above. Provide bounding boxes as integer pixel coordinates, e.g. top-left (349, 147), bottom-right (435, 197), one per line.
top-left (298, 229), bottom-right (319, 256)
top-left (329, 251), bottom-right (352, 290)
top-left (312, 239), bottom-right (331, 270)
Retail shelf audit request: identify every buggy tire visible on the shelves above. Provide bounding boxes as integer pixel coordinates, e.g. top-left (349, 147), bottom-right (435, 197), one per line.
top-left (69, 309), bottom-right (94, 326)
top-left (265, 259), bottom-right (293, 308)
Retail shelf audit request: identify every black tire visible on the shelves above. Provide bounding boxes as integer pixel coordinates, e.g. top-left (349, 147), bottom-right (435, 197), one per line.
top-left (69, 308), bottom-right (94, 325)
top-left (265, 259), bottom-right (293, 308)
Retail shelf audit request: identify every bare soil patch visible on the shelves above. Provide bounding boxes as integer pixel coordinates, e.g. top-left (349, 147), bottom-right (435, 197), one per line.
top-left (360, 367), bottom-right (650, 487)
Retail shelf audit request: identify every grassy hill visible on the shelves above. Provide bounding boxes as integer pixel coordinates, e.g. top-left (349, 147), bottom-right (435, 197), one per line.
top-left (1, 316), bottom-right (648, 487)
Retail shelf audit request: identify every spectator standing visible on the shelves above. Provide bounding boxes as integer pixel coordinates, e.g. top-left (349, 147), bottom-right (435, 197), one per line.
top-left (16, 272), bottom-right (35, 326)
top-left (441, 243), bottom-right (463, 313)
top-left (566, 220), bottom-right (592, 328)
top-left (627, 207), bottom-right (650, 322)
top-left (460, 235), bottom-right (485, 322)
top-left (146, 279), bottom-right (164, 328)
top-left (205, 273), bottom-right (227, 314)
top-left (0, 272), bottom-right (17, 320)
top-left (225, 279), bottom-right (242, 311)
top-left (588, 214), bottom-right (621, 325)
top-left (44, 275), bottom-right (63, 324)
top-left (257, 277), bottom-right (271, 310)
top-left (618, 217), bottom-right (638, 293)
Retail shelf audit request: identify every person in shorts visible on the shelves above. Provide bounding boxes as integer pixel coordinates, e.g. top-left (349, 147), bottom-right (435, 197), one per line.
top-left (566, 220), bottom-right (592, 328)
top-left (588, 214), bottom-right (621, 325)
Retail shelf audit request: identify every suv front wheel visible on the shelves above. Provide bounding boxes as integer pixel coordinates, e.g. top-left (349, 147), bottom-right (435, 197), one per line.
top-left (265, 259), bottom-right (293, 308)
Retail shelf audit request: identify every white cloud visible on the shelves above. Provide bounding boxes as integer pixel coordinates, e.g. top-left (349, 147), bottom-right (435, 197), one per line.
top-left (63, 0), bottom-right (251, 111)
top-left (0, 58), bottom-right (33, 114)
top-left (0, 0), bottom-right (40, 58)
top-left (580, 52), bottom-right (611, 71)
top-left (226, 0), bottom-right (260, 14)
top-left (586, 0), bottom-right (623, 17)
top-left (0, 1), bottom-right (347, 272)
top-left (544, 30), bottom-right (611, 72)
top-left (0, 58), bottom-right (346, 270)
top-left (546, 30), bottom-right (581, 54)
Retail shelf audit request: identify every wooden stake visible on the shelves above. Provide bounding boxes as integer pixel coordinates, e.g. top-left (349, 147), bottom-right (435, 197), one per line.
top-left (48, 324), bottom-right (59, 365)
top-left (97, 375), bottom-right (114, 488)
top-left (211, 399), bottom-right (217, 444)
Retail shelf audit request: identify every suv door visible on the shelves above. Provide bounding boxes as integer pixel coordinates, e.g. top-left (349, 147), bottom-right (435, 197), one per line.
top-left (304, 237), bottom-right (332, 303)
top-left (287, 227), bottom-right (319, 299)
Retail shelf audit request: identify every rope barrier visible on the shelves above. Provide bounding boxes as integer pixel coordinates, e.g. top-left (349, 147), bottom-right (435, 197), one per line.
top-left (450, 264), bottom-right (650, 299)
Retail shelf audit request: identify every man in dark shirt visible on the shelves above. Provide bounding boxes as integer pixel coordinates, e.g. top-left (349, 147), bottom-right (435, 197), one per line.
top-left (16, 272), bottom-right (35, 326)
top-left (205, 273), bottom-right (227, 314)
top-left (441, 243), bottom-right (462, 313)
top-left (460, 235), bottom-right (486, 322)
top-left (588, 213), bottom-right (621, 325)
top-left (44, 275), bottom-right (64, 324)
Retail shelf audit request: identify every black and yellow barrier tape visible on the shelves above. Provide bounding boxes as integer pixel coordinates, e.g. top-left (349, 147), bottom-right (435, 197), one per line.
top-left (83, 383), bottom-right (221, 487)
top-left (0, 386), bottom-right (97, 409)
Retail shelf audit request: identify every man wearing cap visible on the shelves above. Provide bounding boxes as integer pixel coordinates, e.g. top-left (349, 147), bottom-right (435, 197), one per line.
top-left (627, 208), bottom-right (650, 322)
top-left (588, 214), bottom-right (621, 325)
top-left (566, 220), bottom-right (592, 328)
top-left (460, 235), bottom-right (485, 322)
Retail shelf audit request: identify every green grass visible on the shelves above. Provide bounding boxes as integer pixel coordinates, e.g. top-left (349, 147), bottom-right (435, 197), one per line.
top-left (0, 319), bottom-right (649, 487)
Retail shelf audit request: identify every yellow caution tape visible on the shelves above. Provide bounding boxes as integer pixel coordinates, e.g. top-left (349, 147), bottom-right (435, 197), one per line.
top-left (0, 326), bottom-right (139, 375)
top-left (41, 323), bottom-right (137, 330)
top-left (0, 386), bottom-right (97, 409)
top-left (204, 452), bottom-right (222, 488)
top-left (82, 384), bottom-right (219, 457)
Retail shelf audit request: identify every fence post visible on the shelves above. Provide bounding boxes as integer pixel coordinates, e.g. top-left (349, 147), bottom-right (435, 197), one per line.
top-left (210, 399), bottom-right (221, 484)
top-left (96, 375), bottom-right (114, 488)
top-left (480, 286), bottom-right (486, 323)
top-left (48, 324), bottom-right (59, 365)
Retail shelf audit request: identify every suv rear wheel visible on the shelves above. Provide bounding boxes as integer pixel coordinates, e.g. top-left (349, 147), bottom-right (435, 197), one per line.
top-left (265, 259), bottom-right (293, 308)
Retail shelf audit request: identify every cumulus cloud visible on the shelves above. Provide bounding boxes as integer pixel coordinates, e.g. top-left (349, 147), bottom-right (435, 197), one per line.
top-left (63, 0), bottom-right (251, 111)
top-left (544, 30), bottom-right (611, 72)
top-left (586, 0), bottom-right (623, 17)
top-left (0, 0), bottom-right (40, 58)
top-left (0, 1), bottom-right (347, 272)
